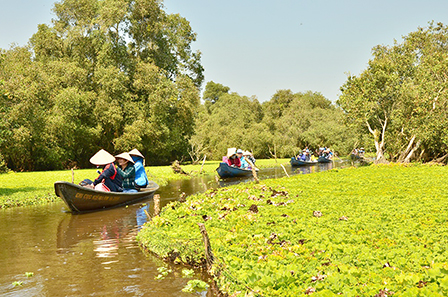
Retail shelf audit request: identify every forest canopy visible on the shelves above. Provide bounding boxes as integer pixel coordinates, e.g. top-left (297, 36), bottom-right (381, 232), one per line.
top-left (188, 82), bottom-right (354, 162)
top-left (0, 0), bottom-right (203, 170)
top-left (338, 22), bottom-right (448, 163)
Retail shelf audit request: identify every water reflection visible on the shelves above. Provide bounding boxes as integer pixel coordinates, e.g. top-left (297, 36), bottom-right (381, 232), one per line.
top-left (136, 204), bottom-right (150, 229)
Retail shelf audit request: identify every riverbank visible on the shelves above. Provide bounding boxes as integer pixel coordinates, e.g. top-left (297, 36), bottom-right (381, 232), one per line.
top-left (0, 159), bottom-right (289, 209)
top-left (137, 163), bottom-right (448, 296)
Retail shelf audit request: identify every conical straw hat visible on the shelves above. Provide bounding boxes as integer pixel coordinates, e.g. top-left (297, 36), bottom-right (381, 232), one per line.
top-left (128, 148), bottom-right (145, 159)
top-left (90, 149), bottom-right (115, 166)
top-left (227, 148), bottom-right (237, 158)
top-left (115, 152), bottom-right (134, 163)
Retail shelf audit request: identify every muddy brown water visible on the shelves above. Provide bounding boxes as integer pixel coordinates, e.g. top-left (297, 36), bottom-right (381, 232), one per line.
top-left (0, 161), bottom-right (354, 296)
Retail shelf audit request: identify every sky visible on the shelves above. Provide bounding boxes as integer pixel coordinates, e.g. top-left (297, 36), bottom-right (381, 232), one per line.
top-left (1, 0), bottom-right (448, 102)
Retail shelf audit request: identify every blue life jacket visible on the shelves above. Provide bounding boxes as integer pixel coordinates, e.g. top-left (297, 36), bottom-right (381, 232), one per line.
top-left (131, 156), bottom-right (149, 187)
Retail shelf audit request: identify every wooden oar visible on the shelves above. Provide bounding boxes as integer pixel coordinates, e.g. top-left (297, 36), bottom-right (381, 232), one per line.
top-left (245, 158), bottom-right (259, 183)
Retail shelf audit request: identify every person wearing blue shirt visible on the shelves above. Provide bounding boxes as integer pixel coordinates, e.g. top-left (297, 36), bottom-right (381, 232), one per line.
top-left (129, 149), bottom-right (149, 189)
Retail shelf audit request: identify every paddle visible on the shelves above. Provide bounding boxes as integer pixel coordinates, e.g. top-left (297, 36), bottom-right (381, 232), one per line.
top-left (244, 155), bottom-right (259, 183)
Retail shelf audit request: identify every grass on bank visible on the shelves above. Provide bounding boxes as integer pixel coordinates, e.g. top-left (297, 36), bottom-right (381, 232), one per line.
top-left (137, 164), bottom-right (448, 296)
top-left (0, 159), bottom-right (289, 209)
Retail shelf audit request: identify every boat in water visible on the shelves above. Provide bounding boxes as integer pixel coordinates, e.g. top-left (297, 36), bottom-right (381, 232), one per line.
top-left (317, 156), bottom-right (332, 163)
top-left (54, 181), bottom-right (159, 213)
top-left (216, 162), bottom-right (257, 178)
top-left (290, 157), bottom-right (318, 166)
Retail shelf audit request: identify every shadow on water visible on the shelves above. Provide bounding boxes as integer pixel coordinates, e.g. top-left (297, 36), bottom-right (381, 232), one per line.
top-left (0, 159), bottom-right (354, 296)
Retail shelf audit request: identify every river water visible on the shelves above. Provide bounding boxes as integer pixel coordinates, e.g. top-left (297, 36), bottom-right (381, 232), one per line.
top-left (0, 160), bottom-right (353, 296)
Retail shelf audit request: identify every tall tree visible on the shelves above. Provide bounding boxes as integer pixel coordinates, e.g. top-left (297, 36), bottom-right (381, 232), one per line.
top-left (0, 0), bottom-right (203, 170)
top-left (339, 22), bottom-right (448, 163)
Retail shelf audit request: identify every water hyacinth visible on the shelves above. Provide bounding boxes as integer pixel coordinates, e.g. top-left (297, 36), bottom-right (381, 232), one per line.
top-left (137, 164), bottom-right (448, 296)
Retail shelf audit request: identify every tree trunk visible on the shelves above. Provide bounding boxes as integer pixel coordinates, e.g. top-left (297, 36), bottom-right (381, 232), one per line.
top-left (432, 153), bottom-right (448, 163)
top-left (366, 119), bottom-right (388, 164)
top-left (403, 140), bottom-right (421, 163)
top-left (268, 144), bottom-right (278, 162)
top-left (397, 135), bottom-right (416, 163)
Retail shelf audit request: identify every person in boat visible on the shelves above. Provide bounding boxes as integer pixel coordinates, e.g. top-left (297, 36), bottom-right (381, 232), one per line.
top-left (322, 147), bottom-right (333, 159)
top-left (238, 149), bottom-right (250, 169)
top-left (83, 149), bottom-right (123, 192)
top-left (129, 148), bottom-right (149, 189)
top-left (305, 149), bottom-right (311, 161)
top-left (115, 152), bottom-right (138, 193)
top-left (298, 153), bottom-right (306, 161)
top-left (244, 150), bottom-right (256, 165)
top-left (296, 149), bottom-right (307, 161)
top-left (318, 147), bottom-right (324, 157)
top-left (236, 149), bottom-right (248, 169)
top-left (225, 148), bottom-right (241, 167)
top-left (359, 147), bottom-right (365, 157)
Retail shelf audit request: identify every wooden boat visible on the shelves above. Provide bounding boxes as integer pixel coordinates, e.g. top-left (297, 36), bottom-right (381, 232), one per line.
top-left (317, 156), bottom-right (332, 163)
top-left (216, 162), bottom-right (257, 178)
top-left (290, 157), bottom-right (317, 166)
top-left (54, 181), bottom-right (159, 213)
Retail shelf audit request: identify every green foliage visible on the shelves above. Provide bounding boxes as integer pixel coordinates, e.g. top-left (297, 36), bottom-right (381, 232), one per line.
top-left (263, 90), bottom-right (356, 157)
top-left (182, 269), bottom-right (195, 278)
top-left (339, 22), bottom-right (448, 163)
top-left (192, 87), bottom-right (355, 160)
top-left (203, 81), bottom-right (230, 112)
top-left (191, 91), bottom-right (266, 159)
top-left (0, 153), bottom-right (8, 174)
top-left (181, 279), bottom-right (209, 293)
top-left (25, 272), bottom-right (34, 277)
top-left (137, 164), bottom-right (448, 296)
top-left (12, 281), bottom-right (23, 286)
top-left (0, 0), bottom-right (203, 170)
top-left (154, 266), bottom-right (172, 280)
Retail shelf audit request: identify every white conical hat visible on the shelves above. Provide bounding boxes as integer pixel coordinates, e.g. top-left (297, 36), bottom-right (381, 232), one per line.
top-left (90, 149), bottom-right (115, 166)
top-left (128, 148), bottom-right (145, 159)
top-left (227, 147), bottom-right (237, 158)
top-left (115, 152), bottom-right (134, 163)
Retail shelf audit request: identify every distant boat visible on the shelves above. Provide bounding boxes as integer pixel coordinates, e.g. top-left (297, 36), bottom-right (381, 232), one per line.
top-left (290, 157), bottom-right (317, 166)
top-left (317, 156), bottom-right (332, 163)
top-left (216, 162), bottom-right (257, 178)
top-left (54, 181), bottom-right (159, 213)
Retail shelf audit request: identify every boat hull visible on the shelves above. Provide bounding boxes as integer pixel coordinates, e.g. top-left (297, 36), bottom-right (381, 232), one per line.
top-left (317, 157), bottom-right (332, 163)
top-left (290, 157), bottom-right (317, 166)
top-left (216, 162), bottom-right (254, 178)
top-left (54, 181), bottom-right (159, 213)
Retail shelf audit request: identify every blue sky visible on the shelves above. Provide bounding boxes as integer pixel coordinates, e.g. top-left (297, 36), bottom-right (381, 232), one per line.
top-left (1, 0), bottom-right (448, 102)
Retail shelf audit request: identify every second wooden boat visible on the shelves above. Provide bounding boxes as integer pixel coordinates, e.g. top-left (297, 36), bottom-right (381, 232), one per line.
top-left (290, 157), bottom-right (317, 166)
top-left (216, 162), bottom-right (257, 178)
top-left (317, 156), bottom-right (332, 163)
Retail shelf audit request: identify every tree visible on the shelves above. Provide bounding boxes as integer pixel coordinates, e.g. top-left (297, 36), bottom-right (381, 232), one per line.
top-left (191, 91), bottom-right (264, 159)
top-left (262, 90), bottom-right (353, 157)
top-left (0, 0), bottom-right (203, 170)
top-left (339, 22), bottom-right (448, 163)
top-left (203, 81), bottom-right (230, 113)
